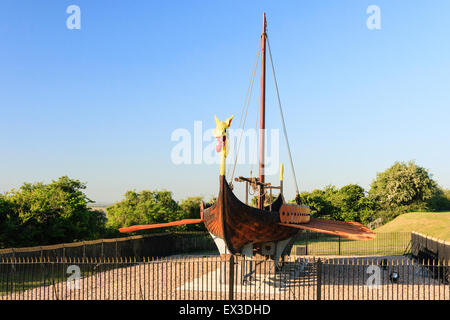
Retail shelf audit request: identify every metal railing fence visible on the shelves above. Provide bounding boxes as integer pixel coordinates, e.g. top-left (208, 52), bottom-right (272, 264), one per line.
top-left (1, 232), bottom-right (414, 260)
top-left (1, 255), bottom-right (448, 300)
top-left (0, 232), bottom-right (216, 260)
top-left (291, 231), bottom-right (411, 256)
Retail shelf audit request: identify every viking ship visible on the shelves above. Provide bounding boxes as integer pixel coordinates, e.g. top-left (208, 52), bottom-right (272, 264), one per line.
top-left (119, 13), bottom-right (375, 260)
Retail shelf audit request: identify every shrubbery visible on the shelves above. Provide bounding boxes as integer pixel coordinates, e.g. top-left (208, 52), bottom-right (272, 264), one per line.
top-left (369, 161), bottom-right (450, 223)
top-left (179, 197), bottom-right (207, 231)
top-left (294, 184), bottom-right (377, 225)
top-left (0, 176), bottom-right (108, 248)
top-left (106, 192), bottom-right (206, 233)
top-left (0, 178), bottom-right (212, 248)
top-left (295, 161), bottom-right (450, 227)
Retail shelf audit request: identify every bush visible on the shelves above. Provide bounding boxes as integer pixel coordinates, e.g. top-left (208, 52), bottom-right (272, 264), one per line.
top-left (428, 189), bottom-right (450, 211)
top-left (369, 203), bottom-right (429, 225)
top-left (179, 197), bottom-right (206, 231)
top-left (0, 176), bottom-right (107, 248)
top-left (0, 196), bottom-right (20, 248)
top-left (295, 184), bottom-right (377, 223)
top-left (369, 161), bottom-right (440, 210)
top-left (106, 190), bottom-right (195, 233)
top-left (295, 186), bottom-right (337, 219)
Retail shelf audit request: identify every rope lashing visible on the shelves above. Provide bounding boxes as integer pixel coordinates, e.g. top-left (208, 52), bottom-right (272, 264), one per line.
top-left (266, 34), bottom-right (301, 200)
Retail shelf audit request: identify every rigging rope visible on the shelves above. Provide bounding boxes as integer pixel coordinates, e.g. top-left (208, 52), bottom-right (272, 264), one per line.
top-left (266, 34), bottom-right (301, 198)
top-left (229, 39), bottom-right (261, 186)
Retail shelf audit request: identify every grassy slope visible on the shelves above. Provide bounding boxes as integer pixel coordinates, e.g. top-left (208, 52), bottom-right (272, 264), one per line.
top-left (375, 212), bottom-right (450, 241)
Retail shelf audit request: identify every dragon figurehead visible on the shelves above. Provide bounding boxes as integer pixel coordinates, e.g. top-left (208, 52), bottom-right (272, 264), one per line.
top-left (213, 115), bottom-right (233, 176)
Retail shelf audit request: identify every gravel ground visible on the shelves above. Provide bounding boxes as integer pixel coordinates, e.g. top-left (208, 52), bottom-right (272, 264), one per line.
top-left (1, 255), bottom-right (448, 300)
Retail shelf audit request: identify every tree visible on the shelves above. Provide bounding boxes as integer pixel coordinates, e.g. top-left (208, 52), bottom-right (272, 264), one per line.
top-left (0, 176), bottom-right (107, 248)
top-left (293, 184), bottom-right (377, 224)
top-left (106, 190), bottom-right (185, 232)
top-left (428, 188), bottom-right (450, 211)
top-left (295, 186), bottom-right (340, 220)
top-left (369, 161), bottom-right (440, 210)
top-left (332, 184), bottom-right (377, 223)
top-left (179, 197), bottom-right (206, 231)
top-left (0, 195), bottom-right (19, 248)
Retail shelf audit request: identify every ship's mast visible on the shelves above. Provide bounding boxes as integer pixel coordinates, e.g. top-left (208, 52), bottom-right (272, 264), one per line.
top-left (258, 13), bottom-right (267, 209)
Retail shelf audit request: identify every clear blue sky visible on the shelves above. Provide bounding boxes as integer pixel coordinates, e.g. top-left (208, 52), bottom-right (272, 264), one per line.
top-left (1, 0), bottom-right (449, 204)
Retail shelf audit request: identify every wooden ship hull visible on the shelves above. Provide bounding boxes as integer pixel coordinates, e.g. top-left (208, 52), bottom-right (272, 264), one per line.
top-left (200, 175), bottom-right (375, 257)
top-left (201, 175), bottom-right (297, 255)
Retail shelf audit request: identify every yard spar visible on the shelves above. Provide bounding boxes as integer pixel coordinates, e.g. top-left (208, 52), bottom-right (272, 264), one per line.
top-left (119, 13), bottom-right (375, 261)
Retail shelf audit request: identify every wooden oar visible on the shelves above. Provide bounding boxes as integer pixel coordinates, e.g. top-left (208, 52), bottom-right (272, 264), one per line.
top-left (279, 218), bottom-right (376, 241)
top-left (119, 219), bottom-right (205, 233)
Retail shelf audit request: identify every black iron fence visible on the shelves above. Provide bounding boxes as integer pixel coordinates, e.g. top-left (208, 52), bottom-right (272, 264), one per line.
top-left (291, 231), bottom-right (411, 256)
top-left (1, 255), bottom-right (448, 300)
top-left (0, 232), bottom-right (413, 261)
top-left (0, 232), bottom-right (216, 260)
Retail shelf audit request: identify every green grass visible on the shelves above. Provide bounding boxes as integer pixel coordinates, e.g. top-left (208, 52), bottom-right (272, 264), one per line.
top-left (291, 212), bottom-right (450, 256)
top-left (374, 212), bottom-right (450, 241)
top-left (292, 232), bottom-right (411, 256)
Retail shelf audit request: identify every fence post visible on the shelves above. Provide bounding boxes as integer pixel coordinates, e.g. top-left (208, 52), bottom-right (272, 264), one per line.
top-left (228, 255), bottom-right (234, 300)
top-left (305, 231), bottom-right (309, 255)
top-left (338, 237), bottom-right (341, 256)
top-left (316, 258), bottom-right (322, 300)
